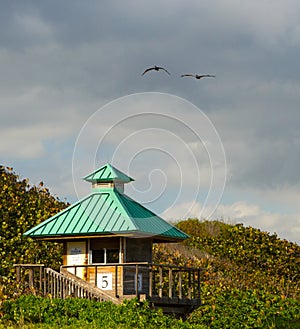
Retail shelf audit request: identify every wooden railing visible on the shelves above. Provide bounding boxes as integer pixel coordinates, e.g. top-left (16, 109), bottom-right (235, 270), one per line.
top-left (13, 264), bottom-right (117, 302)
top-left (14, 263), bottom-right (202, 308)
top-left (14, 264), bottom-right (45, 294)
top-left (44, 267), bottom-right (110, 301)
top-left (61, 263), bottom-right (202, 306)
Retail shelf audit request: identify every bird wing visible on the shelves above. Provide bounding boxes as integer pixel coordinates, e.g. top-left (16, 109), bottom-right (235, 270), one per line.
top-left (160, 67), bottom-right (171, 75)
top-left (201, 74), bottom-right (216, 78)
top-left (181, 74), bottom-right (195, 77)
top-left (142, 67), bottom-right (154, 75)
top-left (142, 66), bottom-right (170, 75)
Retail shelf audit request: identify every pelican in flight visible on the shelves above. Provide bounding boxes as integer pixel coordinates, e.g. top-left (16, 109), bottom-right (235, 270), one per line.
top-left (142, 65), bottom-right (170, 76)
top-left (181, 74), bottom-right (215, 79)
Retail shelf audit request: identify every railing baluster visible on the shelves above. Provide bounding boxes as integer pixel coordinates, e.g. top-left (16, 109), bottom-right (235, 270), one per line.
top-left (55, 273), bottom-right (58, 297)
top-left (60, 277), bottom-right (62, 299)
top-left (28, 268), bottom-right (34, 290)
top-left (39, 266), bottom-right (43, 292)
top-left (56, 274), bottom-right (59, 298)
top-left (168, 268), bottom-right (173, 298)
top-left (95, 265), bottom-right (97, 287)
top-left (43, 269), bottom-right (46, 296)
top-left (149, 265), bottom-right (153, 297)
top-left (51, 272), bottom-right (54, 297)
top-left (197, 269), bottom-right (201, 301)
top-left (135, 264), bottom-right (139, 297)
top-left (178, 269), bottom-right (182, 300)
top-left (188, 269), bottom-right (191, 300)
top-left (159, 266), bottom-right (163, 298)
top-left (54, 273), bottom-right (57, 298)
top-left (115, 265), bottom-right (118, 297)
top-left (15, 266), bottom-right (21, 283)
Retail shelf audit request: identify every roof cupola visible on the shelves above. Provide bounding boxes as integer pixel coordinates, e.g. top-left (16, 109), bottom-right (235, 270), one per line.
top-left (83, 163), bottom-right (134, 193)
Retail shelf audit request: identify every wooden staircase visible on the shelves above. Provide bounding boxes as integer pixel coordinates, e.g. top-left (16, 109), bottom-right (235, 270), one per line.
top-left (14, 264), bottom-right (121, 304)
top-left (45, 267), bottom-right (122, 304)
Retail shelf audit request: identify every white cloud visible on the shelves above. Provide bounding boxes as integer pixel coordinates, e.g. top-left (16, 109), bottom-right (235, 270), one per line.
top-left (163, 200), bottom-right (300, 244)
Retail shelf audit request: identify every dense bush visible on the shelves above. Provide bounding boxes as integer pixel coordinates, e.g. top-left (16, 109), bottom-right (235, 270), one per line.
top-left (0, 167), bottom-right (68, 299)
top-left (189, 285), bottom-right (300, 329)
top-left (176, 219), bottom-right (300, 299)
top-left (0, 295), bottom-right (205, 329)
top-left (0, 294), bottom-right (299, 328)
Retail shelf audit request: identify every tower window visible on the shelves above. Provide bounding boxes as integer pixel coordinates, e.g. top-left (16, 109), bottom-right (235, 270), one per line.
top-left (91, 248), bottom-right (119, 264)
top-left (92, 250), bottom-right (104, 263)
top-left (106, 249), bottom-right (119, 263)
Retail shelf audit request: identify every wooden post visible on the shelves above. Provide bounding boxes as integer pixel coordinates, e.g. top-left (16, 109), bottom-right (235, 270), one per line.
top-left (39, 266), bottom-right (43, 292)
top-left (53, 272), bottom-right (56, 298)
top-left (115, 265), bottom-right (118, 298)
top-left (61, 277), bottom-right (65, 299)
top-left (178, 269), bottom-right (182, 300)
top-left (43, 268), bottom-right (47, 296)
top-left (51, 272), bottom-right (54, 297)
top-left (168, 268), bottom-right (173, 298)
top-left (188, 269), bottom-right (191, 299)
top-left (135, 264), bottom-right (139, 297)
top-left (15, 266), bottom-right (21, 283)
top-left (28, 268), bottom-right (33, 288)
top-left (159, 266), bottom-right (163, 298)
top-left (149, 265), bottom-right (153, 297)
top-left (60, 276), bottom-right (64, 299)
top-left (95, 265), bottom-right (98, 287)
top-left (197, 268), bottom-right (201, 301)
top-left (74, 284), bottom-right (78, 298)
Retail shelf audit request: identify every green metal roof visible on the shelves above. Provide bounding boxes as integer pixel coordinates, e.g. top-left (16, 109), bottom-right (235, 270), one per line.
top-left (83, 164), bottom-right (134, 183)
top-left (24, 189), bottom-right (189, 241)
top-left (24, 163), bottom-right (188, 241)
top-left (117, 193), bottom-right (188, 239)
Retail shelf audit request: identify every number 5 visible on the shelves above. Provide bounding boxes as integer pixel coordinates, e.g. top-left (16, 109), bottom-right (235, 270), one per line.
top-left (101, 275), bottom-right (108, 289)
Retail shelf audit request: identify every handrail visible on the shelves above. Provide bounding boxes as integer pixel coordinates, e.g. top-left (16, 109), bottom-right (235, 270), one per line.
top-left (44, 267), bottom-right (118, 302)
top-left (61, 262), bottom-right (201, 271)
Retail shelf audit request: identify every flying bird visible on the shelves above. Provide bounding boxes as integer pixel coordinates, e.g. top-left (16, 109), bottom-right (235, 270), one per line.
top-left (142, 65), bottom-right (170, 76)
top-left (181, 74), bottom-right (216, 79)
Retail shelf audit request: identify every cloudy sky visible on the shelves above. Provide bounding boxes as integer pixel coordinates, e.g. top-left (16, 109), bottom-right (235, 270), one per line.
top-left (1, 1), bottom-right (300, 244)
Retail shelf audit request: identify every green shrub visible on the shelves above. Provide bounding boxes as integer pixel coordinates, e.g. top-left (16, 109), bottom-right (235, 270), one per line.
top-left (176, 219), bottom-right (300, 300)
top-left (188, 285), bottom-right (300, 329)
top-left (1, 293), bottom-right (299, 328)
top-left (0, 295), bottom-right (207, 328)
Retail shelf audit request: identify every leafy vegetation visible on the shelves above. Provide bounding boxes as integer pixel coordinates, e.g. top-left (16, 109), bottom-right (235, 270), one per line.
top-left (0, 295), bottom-right (203, 329)
top-left (0, 294), bottom-right (299, 328)
top-left (0, 167), bottom-right (299, 328)
top-left (175, 219), bottom-right (299, 299)
top-left (153, 219), bottom-right (300, 328)
top-left (0, 166), bottom-right (68, 299)
top-left (189, 286), bottom-right (300, 329)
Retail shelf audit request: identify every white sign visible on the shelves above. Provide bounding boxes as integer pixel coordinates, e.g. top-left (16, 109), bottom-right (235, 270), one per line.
top-left (97, 273), bottom-right (113, 290)
top-left (70, 247), bottom-right (83, 264)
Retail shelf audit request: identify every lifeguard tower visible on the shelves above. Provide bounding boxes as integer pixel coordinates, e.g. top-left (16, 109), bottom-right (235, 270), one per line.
top-left (18, 164), bottom-right (201, 314)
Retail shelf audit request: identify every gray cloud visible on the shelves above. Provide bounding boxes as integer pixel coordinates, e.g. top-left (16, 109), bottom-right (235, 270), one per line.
top-left (1, 1), bottom-right (300, 242)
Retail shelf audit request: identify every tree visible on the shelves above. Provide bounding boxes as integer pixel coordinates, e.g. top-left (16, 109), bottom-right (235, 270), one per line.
top-left (0, 166), bottom-right (69, 295)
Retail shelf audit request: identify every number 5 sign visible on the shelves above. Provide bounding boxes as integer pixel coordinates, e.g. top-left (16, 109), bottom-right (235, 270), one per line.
top-left (97, 273), bottom-right (113, 290)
